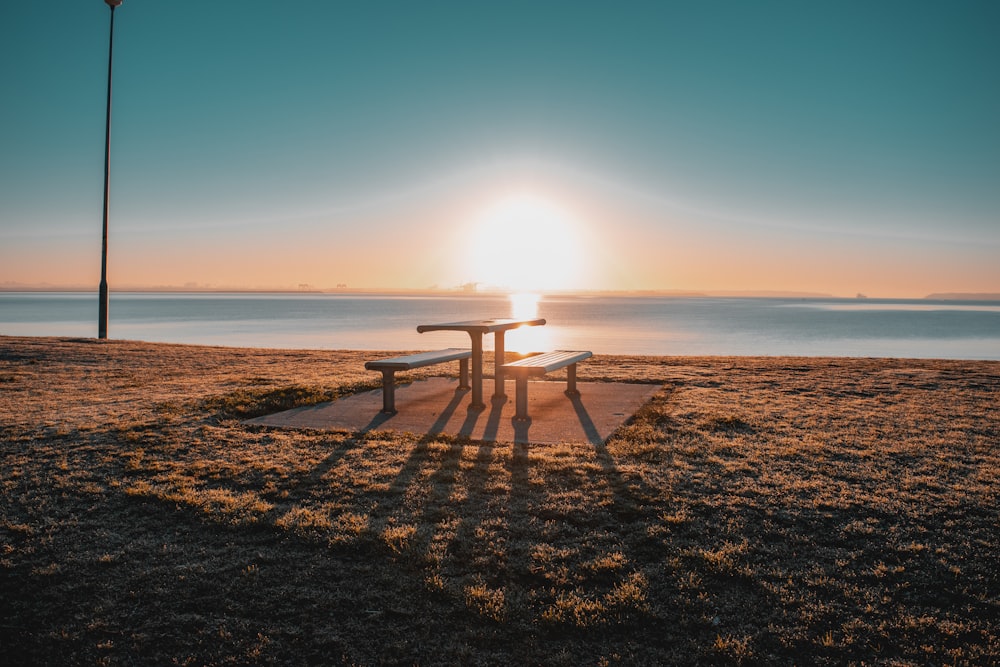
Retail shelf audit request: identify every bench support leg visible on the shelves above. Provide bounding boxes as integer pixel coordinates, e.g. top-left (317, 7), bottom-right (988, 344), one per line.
top-left (565, 363), bottom-right (580, 396)
top-left (513, 375), bottom-right (530, 421)
top-left (379, 370), bottom-right (397, 414)
top-left (458, 357), bottom-right (470, 390)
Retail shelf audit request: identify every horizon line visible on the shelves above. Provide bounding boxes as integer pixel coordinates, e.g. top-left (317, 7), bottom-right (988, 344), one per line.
top-left (2, 284), bottom-right (999, 301)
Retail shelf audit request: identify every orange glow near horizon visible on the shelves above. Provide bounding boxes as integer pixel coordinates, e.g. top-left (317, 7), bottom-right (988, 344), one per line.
top-left (4, 180), bottom-right (996, 299)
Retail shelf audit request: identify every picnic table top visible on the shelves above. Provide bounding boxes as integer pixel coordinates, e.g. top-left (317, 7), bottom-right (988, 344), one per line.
top-left (416, 317), bottom-right (546, 334)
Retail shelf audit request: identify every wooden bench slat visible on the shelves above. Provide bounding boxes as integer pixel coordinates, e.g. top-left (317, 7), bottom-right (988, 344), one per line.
top-left (502, 350), bottom-right (593, 375)
top-left (365, 348), bottom-right (471, 372)
top-left (366, 348), bottom-right (471, 413)
top-left (501, 350), bottom-right (593, 421)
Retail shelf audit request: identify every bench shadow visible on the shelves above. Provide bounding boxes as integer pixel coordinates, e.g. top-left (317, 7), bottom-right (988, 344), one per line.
top-left (426, 388), bottom-right (467, 437)
top-left (507, 385), bottom-right (608, 445)
top-left (479, 396), bottom-right (507, 442)
top-left (456, 383), bottom-right (506, 441)
top-left (511, 417), bottom-right (531, 444)
top-left (359, 382), bottom-right (468, 436)
top-left (568, 393), bottom-right (604, 445)
top-left (361, 411), bottom-right (394, 432)
top-left (261, 437), bottom-right (364, 524)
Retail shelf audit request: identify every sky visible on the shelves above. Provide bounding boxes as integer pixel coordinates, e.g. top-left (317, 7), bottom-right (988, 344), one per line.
top-left (1, 0), bottom-right (998, 298)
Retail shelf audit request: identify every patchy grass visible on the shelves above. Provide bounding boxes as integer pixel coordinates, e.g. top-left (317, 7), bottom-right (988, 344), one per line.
top-left (1, 336), bottom-right (998, 665)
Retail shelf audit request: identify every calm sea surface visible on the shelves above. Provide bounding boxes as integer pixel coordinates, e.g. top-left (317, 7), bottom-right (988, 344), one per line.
top-left (2, 292), bottom-right (999, 360)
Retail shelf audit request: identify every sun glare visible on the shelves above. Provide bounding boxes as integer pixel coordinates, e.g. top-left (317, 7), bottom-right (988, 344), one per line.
top-left (506, 292), bottom-right (551, 354)
top-left (509, 292), bottom-right (540, 319)
top-left (465, 193), bottom-right (583, 292)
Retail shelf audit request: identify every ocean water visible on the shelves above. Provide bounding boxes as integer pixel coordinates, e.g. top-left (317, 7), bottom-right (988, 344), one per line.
top-left (1, 292), bottom-right (999, 360)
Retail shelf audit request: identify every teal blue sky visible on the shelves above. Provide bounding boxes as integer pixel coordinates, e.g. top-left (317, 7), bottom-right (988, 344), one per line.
top-left (1, 0), bottom-right (998, 296)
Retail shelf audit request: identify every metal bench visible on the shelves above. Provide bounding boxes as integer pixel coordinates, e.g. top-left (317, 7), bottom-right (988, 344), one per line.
top-left (365, 348), bottom-right (471, 413)
top-left (501, 350), bottom-right (593, 421)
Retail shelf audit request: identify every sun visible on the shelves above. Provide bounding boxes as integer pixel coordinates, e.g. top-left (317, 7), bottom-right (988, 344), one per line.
top-left (465, 193), bottom-right (584, 292)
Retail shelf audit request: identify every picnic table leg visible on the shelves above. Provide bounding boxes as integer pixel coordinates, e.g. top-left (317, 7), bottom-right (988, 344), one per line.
top-left (493, 330), bottom-right (507, 401)
top-left (468, 333), bottom-right (485, 410)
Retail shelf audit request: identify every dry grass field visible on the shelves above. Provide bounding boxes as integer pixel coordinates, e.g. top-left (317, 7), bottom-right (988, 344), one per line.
top-left (1, 335), bottom-right (998, 665)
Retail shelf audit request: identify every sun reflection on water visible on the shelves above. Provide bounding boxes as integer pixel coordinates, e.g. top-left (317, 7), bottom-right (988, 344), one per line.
top-left (506, 292), bottom-right (551, 355)
top-left (509, 292), bottom-right (540, 319)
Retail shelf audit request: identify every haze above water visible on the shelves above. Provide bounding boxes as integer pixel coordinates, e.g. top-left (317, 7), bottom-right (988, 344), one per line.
top-left (2, 292), bottom-right (998, 361)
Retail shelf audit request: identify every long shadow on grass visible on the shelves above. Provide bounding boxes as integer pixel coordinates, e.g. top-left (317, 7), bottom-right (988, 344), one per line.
top-left (261, 436), bottom-right (366, 523)
top-left (569, 393), bottom-right (603, 445)
top-left (573, 392), bottom-right (661, 520)
top-left (9, 488), bottom-right (478, 665)
top-left (374, 432), bottom-right (506, 575)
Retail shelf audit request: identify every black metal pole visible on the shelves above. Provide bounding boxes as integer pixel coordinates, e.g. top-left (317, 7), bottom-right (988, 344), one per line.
top-left (98, 4), bottom-right (116, 339)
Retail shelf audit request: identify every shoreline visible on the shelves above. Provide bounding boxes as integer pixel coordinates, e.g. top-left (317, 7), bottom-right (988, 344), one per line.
top-left (6, 333), bottom-right (1000, 362)
top-left (4, 286), bottom-right (1000, 300)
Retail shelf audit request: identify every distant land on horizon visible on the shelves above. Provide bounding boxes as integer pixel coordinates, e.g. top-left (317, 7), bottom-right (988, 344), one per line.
top-left (924, 293), bottom-right (1000, 301)
top-left (3, 283), bottom-right (1000, 301)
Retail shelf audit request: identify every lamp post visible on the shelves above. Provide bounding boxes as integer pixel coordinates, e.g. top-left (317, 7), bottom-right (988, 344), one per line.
top-left (98, 0), bottom-right (123, 339)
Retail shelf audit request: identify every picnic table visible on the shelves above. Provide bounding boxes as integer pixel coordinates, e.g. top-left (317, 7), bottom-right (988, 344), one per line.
top-left (417, 317), bottom-right (546, 409)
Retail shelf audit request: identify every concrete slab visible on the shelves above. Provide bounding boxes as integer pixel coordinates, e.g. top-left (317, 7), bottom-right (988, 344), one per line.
top-left (246, 378), bottom-right (661, 445)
